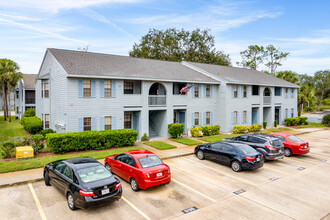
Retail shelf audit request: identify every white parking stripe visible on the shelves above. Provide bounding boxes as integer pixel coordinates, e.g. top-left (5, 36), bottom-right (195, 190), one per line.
top-left (28, 183), bottom-right (47, 220)
top-left (171, 178), bottom-right (217, 203)
top-left (122, 196), bottom-right (151, 220)
top-left (263, 166), bottom-right (290, 174)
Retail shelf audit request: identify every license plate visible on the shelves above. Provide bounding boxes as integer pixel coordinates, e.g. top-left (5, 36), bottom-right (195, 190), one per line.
top-left (256, 157), bottom-right (260, 162)
top-left (101, 188), bottom-right (109, 195)
top-left (156, 172), bottom-right (162, 177)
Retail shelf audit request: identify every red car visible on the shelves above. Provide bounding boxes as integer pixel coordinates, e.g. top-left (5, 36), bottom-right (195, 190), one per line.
top-left (269, 132), bottom-right (310, 157)
top-left (104, 150), bottom-right (171, 191)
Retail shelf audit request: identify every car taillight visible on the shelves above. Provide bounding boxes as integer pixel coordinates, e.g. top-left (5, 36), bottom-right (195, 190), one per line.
top-left (265, 145), bottom-right (276, 150)
top-left (244, 156), bottom-right (255, 162)
top-left (115, 182), bottom-right (122, 190)
top-left (79, 190), bottom-right (95, 197)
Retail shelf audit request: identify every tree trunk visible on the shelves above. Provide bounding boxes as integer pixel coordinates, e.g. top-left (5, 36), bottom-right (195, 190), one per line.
top-left (7, 81), bottom-right (11, 122)
top-left (2, 86), bottom-right (7, 121)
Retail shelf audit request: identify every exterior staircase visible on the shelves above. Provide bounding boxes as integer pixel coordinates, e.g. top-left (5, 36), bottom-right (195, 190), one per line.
top-left (149, 111), bottom-right (158, 138)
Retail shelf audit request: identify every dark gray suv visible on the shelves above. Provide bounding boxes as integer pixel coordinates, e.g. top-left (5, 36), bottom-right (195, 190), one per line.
top-left (224, 133), bottom-right (285, 160)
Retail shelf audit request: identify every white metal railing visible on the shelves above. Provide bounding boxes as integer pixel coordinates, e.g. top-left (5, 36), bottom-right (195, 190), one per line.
top-left (149, 95), bottom-right (166, 106)
top-left (263, 96), bottom-right (271, 105)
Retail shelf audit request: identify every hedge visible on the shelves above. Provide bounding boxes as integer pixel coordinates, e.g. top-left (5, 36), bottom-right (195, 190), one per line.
top-left (285, 116), bottom-right (308, 126)
top-left (23, 108), bottom-right (36, 117)
top-left (40, 128), bottom-right (55, 137)
top-left (21, 116), bottom-right (42, 134)
top-left (47, 129), bottom-right (138, 154)
top-left (233, 126), bottom-right (247, 134)
top-left (168, 123), bottom-right (184, 138)
top-left (248, 124), bottom-right (262, 132)
top-left (321, 114), bottom-right (330, 127)
top-left (190, 125), bottom-right (220, 137)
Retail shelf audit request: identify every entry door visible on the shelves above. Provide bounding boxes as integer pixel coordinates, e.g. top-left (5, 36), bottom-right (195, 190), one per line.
top-left (179, 112), bottom-right (185, 133)
top-left (133, 112), bottom-right (139, 138)
top-left (275, 109), bottom-right (280, 122)
top-left (252, 109), bottom-right (258, 124)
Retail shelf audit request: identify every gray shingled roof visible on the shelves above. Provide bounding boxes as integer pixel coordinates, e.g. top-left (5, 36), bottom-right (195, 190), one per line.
top-left (186, 62), bottom-right (300, 88)
top-left (48, 48), bottom-right (219, 84)
top-left (23, 74), bottom-right (37, 89)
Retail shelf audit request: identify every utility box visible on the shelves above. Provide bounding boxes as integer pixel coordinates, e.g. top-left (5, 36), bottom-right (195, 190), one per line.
top-left (16, 146), bottom-right (34, 160)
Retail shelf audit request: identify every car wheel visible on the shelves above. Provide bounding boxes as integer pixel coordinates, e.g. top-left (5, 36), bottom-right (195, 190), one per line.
top-left (284, 148), bottom-right (292, 157)
top-left (105, 163), bottom-right (111, 172)
top-left (130, 178), bottom-right (139, 192)
top-left (197, 150), bottom-right (205, 160)
top-left (67, 192), bottom-right (77, 210)
top-left (44, 171), bottom-right (51, 186)
top-left (231, 161), bottom-right (241, 172)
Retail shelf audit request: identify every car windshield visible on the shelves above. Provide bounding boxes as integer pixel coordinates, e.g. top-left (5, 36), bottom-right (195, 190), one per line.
top-left (138, 155), bottom-right (163, 169)
top-left (237, 144), bottom-right (257, 154)
top-left (288, 135), bottom-right (303, 143)
top-left (76, 165), bottom-right (111, 183)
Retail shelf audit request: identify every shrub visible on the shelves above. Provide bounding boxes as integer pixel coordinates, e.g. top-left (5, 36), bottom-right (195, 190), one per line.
top-left (23, 108), bottom-right (36, 117)
top-left (263, 122), bottom-right (267, 129)
top-left (190, 125), bottom-right (220, 137)
top-left (248, 124), bottom-right (262, 132)
top-left (274, 120), bottom-right (278, 128)
top-left (21, 116), bottom-right (42, 134)
top-left (141, 133), bottom-right (150, 141)
top-left (31, 134), bottom-right (45, 155)
top-left (321, 98), bottom-right (330, 106)
top-left (47, 129), bottom-right (138, 154)
top-left (233, 126), bottom-right (247, 134)
top-left (321, 114), bottom-right (330, 127)
top-left (0, 141), bottom-right (16, 158)
top-left (299, 116), bottom-right (308, 125)
top-left (304, 106), bottom-right (315, 112)
top-left (285, 116), bottom-right (308, 126)
top-left (40, 129), bottom-right (55, 137)
top-left (168, 123), bottom-right (184, 138)
top-left (320, 107), bottom-right (324, 111)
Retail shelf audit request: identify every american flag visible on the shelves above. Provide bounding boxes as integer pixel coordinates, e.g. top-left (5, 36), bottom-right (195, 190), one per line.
top-left (180, 85), bottom-right (193, 94)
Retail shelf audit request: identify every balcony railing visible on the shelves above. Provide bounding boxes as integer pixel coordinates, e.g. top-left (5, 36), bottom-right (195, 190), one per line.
top-left (263, 96), bottom-right (271, 105)
top-left (25, 97), bottom-right (35, 104)
top-left (149, 95), bottom-right (166, 106)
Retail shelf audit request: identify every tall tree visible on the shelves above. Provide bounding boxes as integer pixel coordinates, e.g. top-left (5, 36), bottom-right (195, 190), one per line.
top-left (276, 70), bottom-right (299, 84)
top-left (237, 45), bottom-right (266, 70)
top-left (313, 70), bottom-right (330, 111)
top-left (264, 45), bottom-right (289, 75)
top-left (129, 28), bottom-right (231, 66)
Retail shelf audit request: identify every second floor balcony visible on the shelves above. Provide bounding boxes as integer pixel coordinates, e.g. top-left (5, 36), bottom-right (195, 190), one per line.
top-left (263, 96), bottom-right (271, 105)
top-left (149, 95), bottom-right (166, 106)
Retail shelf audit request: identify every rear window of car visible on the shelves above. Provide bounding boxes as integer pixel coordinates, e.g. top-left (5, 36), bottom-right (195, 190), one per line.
top-left (138, 155), bottom-right (163, 169)
top-left (77, 165), bottom-right (112, 183)
top-left (272, 140), bottom-right (283, 146)
top-left (288, 135), bottom-right (303, 143)
top-left (237, 144), bottom-right (257, 154)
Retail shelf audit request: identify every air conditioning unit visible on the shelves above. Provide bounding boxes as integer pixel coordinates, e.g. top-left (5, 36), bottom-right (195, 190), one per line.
top-left (55, 122), bottom-right (66, 129)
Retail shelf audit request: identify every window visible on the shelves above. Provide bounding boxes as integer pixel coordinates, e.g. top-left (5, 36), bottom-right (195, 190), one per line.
top-left (138, 155), bottom-right (163, 169)
top-left (104, 80), bottom-right (111, 97)
top-left (105, 116), bottom-right (112, 130)
top-left (41, 82), bottom-right (43, 98)
top-left (285, 109), bottom-right (288, 118)
top-left (77, 165), bottom-right (112, 183)
top-left (276, 136), bottom-right (286, 142)
top-left (275, 87), bottom-right (281, 96)
top-left (124, 81), bottom-right (133, 94)
top-left (195, 85), bottom-right (199, 98)
top-left (210, 143), bottom-right (222, 150)
top-left (126, 156), bottom-right (136, 167)
top-left (124, 113), bottom-right (132, 129)
top-left (54, 162), bottom-right (65, 173)
top-left (44, 83), bottom-right (49, 98)
top-left (42, 114), bottom-right (43, 127)
top-left (116, 154), bottom-right (128, 163)
top-left (195, 112), bottom-right (199, 125)
top-left (206, 85), bottom-right (210, 97)
top-left (288, 135), bottom-right (303, 143)
top-left (234, 111), bottom-right (238, 124)
top-left (291, 108), bottom-right (294, 117)
top-left (83, 80), bottom-right (91, 97)
top-left (62, 166), bottom-right (73, 180)
top-left (221, 144), bottom-right (235, 153)
top-left (248, 136), bottom-right (261, 143)
top-left (45, 114), bottom-right (50, 129)
top-left (291, 89), bottom-right (294, 98)
top-left (234, 85), bottom-right (238, 98)
top-left (243, 111), bottom-right (247, 123)
top-left (252, 85), bottom-right (259, 95)
top-left (285, 88), bottom-right (288, 98)
top-left (206, 112), bottom-right (210, 125)
top-left (84, 117), bottom-right (91, 131)
top-left (173, 82), bottom-right (187, 95)
top-left (236, 135), bottom-right (248, 141)
top-left (243, 86), bottom-right (247, 98)
top-left (16, 91), bottom-right (19, 99)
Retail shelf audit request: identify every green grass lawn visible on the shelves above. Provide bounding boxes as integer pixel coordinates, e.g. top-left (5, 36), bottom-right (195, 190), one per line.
top-left (0, 146), bottom-right (143, 173)
top-left (171, 137), bottom-right (202, 146)
top-left (0, 116), bottom-right (26, 145)
top-left (144, 141), bottom-right (177, 150)
top-left (294, 122), bottom-right (327, 129)
top-left (260, 127), bottom-right (292, 134)
top-left (200, 134), bottom-right (239, 142)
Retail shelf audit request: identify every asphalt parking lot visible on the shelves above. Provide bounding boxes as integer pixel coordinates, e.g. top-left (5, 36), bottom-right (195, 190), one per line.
top-left (1, 130), bottom-right (330, 220)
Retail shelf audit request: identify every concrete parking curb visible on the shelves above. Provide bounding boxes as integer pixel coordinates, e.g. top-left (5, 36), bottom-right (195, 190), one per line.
top-left (160, 153), bottom-right (194, 160)
top-left (0, 178), bottom-right (44, 189)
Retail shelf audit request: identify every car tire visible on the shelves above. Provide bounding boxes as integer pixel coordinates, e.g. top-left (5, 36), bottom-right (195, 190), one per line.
top-left (231, 160), bottom-right (241, 172)
top-left (284, 148), bottom-right (292, 157)
top-left (67, 192), bottom-right (77, 211)
top-left (44, 171), bottom-right (51, 186)
top-left (196, 150), bottom-right (205, 160)
top-left (105, 162), bottom-right (111, 172)
top-left (130, 178), bottom-right (139, 192)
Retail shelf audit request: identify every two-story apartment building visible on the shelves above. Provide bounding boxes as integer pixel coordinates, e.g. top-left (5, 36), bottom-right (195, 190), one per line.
top-left (36, 48), bottom-right (298, 139)
top-left (14, 74), bottom-right (37, 119)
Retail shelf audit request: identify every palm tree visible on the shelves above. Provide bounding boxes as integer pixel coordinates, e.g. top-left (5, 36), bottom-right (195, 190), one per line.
top-left (0, 59), bottom-right (21, 122)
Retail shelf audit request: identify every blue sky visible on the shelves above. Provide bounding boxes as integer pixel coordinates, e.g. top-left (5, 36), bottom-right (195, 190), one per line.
top-left (0, 0), bottom-right (329, 75)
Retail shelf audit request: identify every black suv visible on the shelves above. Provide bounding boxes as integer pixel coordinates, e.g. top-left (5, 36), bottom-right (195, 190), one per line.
top-left (224, 133), bottom-right (285, 160)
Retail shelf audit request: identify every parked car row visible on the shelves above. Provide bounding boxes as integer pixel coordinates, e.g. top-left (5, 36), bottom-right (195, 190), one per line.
top-left (43, 132), bottom-right (309, 210)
